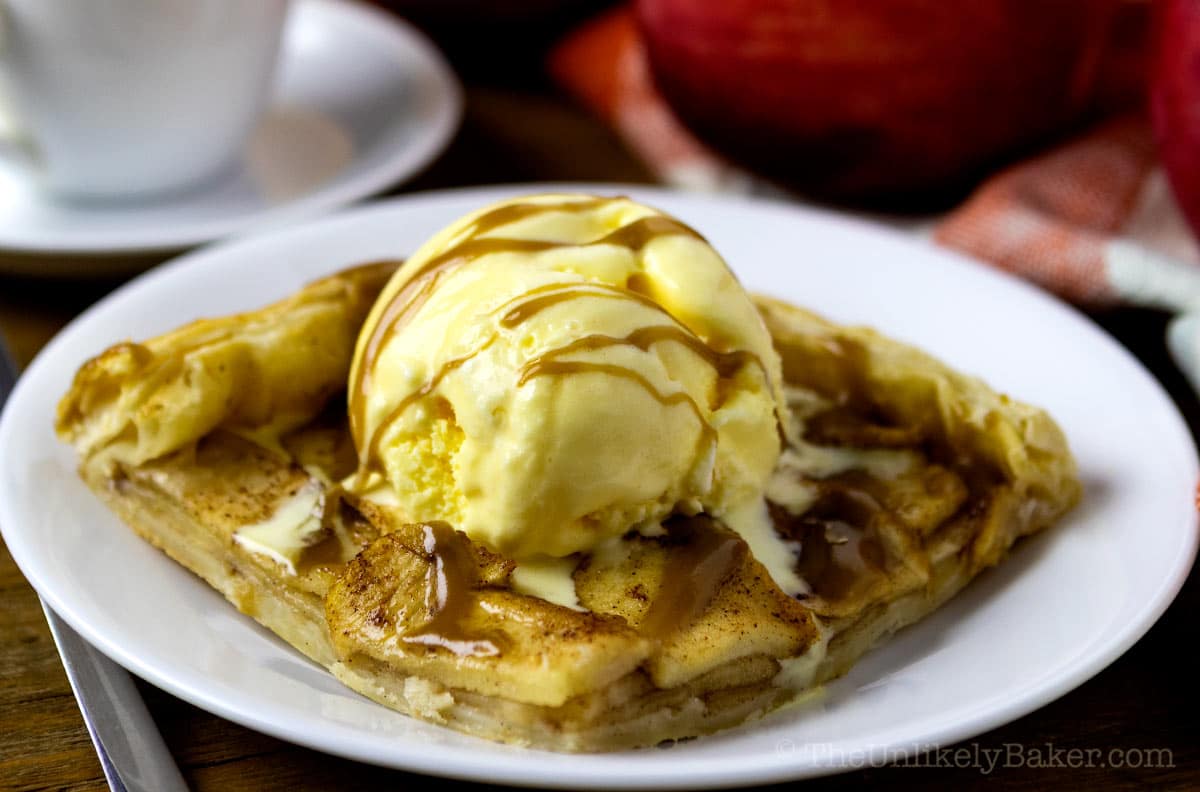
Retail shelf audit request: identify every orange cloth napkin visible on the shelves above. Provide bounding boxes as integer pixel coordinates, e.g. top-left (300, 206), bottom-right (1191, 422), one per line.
top-left (550, 7), bottom-right (1200, 388)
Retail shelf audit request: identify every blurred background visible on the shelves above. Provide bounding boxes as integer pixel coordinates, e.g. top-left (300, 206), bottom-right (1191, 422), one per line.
top-left (384, 0), bottom-right (1152, 205)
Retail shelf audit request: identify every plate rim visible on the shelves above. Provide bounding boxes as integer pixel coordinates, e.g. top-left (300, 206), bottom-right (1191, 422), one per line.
top-left (2, 182), bottom-right (1197, 788)
top-left (0, 0), bottom-right (463, 259)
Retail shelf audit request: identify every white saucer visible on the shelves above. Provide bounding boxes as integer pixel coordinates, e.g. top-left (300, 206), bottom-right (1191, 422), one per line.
top-left (1, 185), bottom-right (1195, 787)
top-left (0, 0), bottom-right (461, 273)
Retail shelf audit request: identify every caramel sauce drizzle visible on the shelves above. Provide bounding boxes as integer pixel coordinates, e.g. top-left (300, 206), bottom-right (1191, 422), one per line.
top-left (353, 279), bottom-right (760, 481)
top-left (498, 281), bottom-right (665, 328)
top-left (350, 198), bottom-right (620, 447)
top-left (522, 325), bottom-right (760, 381)
top-left (514, 325), bottom-right (764, 458)
top-left (350, 272), bottom-right (444, 453)
top-left (405, 212), bottom-right (698, 290)
top-left (356, 337), bottom-right (499, 482)
top-left (500, 282), bottom-right (781, 429)
top-left (396, 517), bottom-right (745, 654)
top-left (640, 516), bottom-right (747, 638)
top-left (350, 197), bottom-right (708, 472)
top-left (520, 358), bottom-right (718, 457)
top-left (401, 521), bottom-right (502, 657)
top-left (399, 517), bottom-right (747, 655)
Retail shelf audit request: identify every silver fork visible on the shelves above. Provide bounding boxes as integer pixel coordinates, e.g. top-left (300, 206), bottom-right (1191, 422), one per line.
top-left (1, 332), bottom-right (187, 792)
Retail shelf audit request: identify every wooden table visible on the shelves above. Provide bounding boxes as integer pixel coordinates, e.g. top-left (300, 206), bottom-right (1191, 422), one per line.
top-left (2, 79), bottom-right (1197, 792)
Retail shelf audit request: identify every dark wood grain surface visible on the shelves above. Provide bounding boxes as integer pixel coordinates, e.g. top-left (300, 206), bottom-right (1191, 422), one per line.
top-left (2, 56), bottom-right (1197, 792)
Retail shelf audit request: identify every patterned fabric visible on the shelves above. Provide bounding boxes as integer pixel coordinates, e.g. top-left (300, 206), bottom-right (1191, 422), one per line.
top-left (936, 116), bottom-right (1161, 306)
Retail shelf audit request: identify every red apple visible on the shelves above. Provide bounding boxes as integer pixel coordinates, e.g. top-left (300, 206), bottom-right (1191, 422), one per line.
top-left (636, 0), bottom-right (1118, 201)
top-left (1151, 0), bottom-right (1200, 241)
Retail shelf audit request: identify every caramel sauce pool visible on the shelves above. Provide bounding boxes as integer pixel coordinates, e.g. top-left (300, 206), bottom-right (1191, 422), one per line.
top-left (640, 516), bottom-right (747, 638)
top-left (770, 477), bottom-right (887, 602)
top-left (401, 521), bottom-right (502, 657)
top-left (393, 517), bottom-right (749, 656)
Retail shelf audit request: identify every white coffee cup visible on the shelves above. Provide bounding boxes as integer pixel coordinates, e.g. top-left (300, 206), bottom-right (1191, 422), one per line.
top-left (0, 0), bottom-right (290, 201)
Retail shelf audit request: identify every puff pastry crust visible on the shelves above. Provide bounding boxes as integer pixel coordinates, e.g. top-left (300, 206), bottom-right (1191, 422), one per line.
top-left (56, 266), bottom-right (1079, 751)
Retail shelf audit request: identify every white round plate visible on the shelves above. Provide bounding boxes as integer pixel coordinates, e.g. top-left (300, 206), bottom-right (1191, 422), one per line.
top-left (2, 185), bottom-right (1196, 788)
top-left (0, 0), bottom-right (461, 271)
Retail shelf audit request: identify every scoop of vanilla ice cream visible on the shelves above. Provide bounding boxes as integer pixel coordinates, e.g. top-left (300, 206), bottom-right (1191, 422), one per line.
top-left (348, 194), bottom-right (786, 560)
